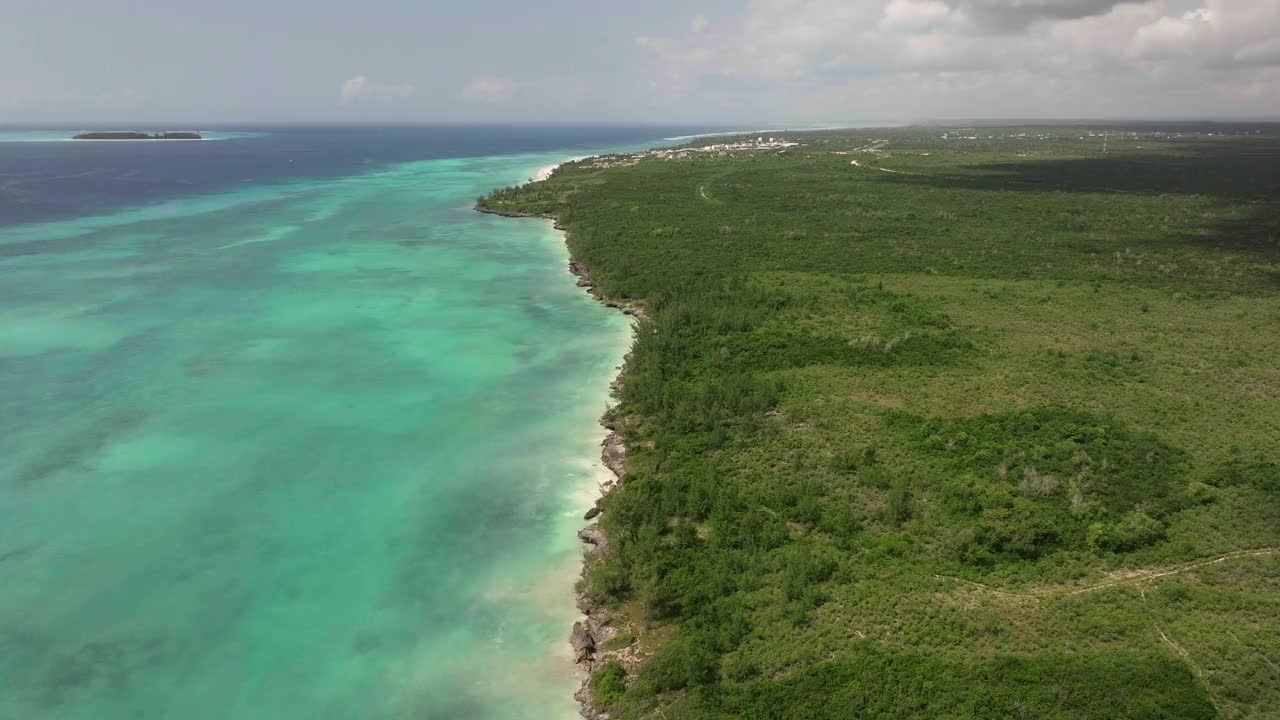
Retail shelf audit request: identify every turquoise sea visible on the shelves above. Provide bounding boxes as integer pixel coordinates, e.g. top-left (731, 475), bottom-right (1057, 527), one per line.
top-left (0, 127), bottom-right (710, 719)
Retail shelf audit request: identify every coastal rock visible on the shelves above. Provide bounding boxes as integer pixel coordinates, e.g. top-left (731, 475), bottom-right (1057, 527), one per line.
top-left (567, 259), bottom-right (649, 320)
top-left (570, 607), bottom-right (631, 720)
top-left (584, 505), bottom-right (602, 520)
top-left (574, 684), bottom-right (608, 720)
top-left (578, 525), bottom-right (606, 545)
top-left (570, 602), bottom-right (642, 720)
top-left (570, 621), bottom-right (595, 665)
top-left (601, 433), bottom-right (627, 479)
top-left (473, 207), bottom-right (548, 219)
top-left (576, 590), bottom-right (596, 615)
top-left (578, 525), bottom-right (608, 553)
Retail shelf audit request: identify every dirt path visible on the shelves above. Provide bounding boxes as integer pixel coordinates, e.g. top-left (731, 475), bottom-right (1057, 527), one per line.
top-left (851, 159), bottom-right (918, 175)
top-left (932, 549), bottom-right (1275, 714)
top-left (697, 169), bottom-right (734, 204)
top-left (934, 547), bottom-right (1276, 601)
top-left (1062, 548), bottom-right (1275, 596)
top-left (1139, 584), bottom-right (1223, 712)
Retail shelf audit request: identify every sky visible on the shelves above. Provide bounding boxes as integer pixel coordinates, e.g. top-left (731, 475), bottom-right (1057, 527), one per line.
top-left (2, 0), bottom-right (1278, 124)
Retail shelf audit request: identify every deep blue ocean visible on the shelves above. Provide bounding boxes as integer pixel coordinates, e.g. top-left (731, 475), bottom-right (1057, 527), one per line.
top-left (0, 125), bottom-right (721, 719)
top-left (0, 125), bottom-right (721, 226)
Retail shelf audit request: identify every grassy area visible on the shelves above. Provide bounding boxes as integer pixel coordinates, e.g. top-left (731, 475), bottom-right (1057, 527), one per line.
top-left (481, 124), bottom-right (1280, 719)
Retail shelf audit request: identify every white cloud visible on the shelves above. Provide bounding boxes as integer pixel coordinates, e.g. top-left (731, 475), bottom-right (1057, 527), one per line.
top-left (340, 76), bottom-right (369, 104)
top-left (1049, 2), bottom-right (1167, 54)
top-left (881, 0), bottom-right (953, 30)
top-left (629, 0), bottom-right (1280, 118)
top-left (462, 76), bottom-right (520, 102)
top-left (339, 75), bottom-right (416, 105)
top-left (691, 14), bottom-right (709, 33)
top-left (1130, 8), bottom-right (1215, 59)
top-left (1127, 1), bottom-right (1280, 66)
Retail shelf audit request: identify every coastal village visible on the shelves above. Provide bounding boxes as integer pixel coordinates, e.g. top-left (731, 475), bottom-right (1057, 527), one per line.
top-left (580, 136), bottom-right (800, 170)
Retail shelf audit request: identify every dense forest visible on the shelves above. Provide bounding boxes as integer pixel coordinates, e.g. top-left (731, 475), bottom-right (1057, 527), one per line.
top-left (480, 125), bottom-right (1280, 719)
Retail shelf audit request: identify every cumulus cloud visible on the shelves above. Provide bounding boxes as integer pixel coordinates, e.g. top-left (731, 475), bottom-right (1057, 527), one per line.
top-left (1128, 1), bottom-right (1280, 67)
top-left (691, 14), bottom-right (709, 33)
top-left (631, 0), bottom-right (1280, 118)
top-left (1048, 3), bottom-right (1166, 54)
top-left (1130, 8), bottom-right (1215, 59)
top-left (339, 75), bottom-right (416, 105)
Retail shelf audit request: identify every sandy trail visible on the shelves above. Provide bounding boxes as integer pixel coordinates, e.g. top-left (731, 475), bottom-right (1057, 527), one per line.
top-left (852, 139), bottom-right (889, 153)
top-left (851, 159), bottom-right (916, 175)
top-left (934, 547), bottom-right (1276, 601)
top-left (932, 548), bottom-right (1276, 710)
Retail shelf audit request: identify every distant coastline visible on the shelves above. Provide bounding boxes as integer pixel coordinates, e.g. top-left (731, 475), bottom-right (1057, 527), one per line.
top-left (661, 123), bottom-right (902, 141)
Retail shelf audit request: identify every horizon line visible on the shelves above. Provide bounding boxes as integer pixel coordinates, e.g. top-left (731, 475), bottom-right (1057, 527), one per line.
top-left (3, 116), bottom-right (1280, 129)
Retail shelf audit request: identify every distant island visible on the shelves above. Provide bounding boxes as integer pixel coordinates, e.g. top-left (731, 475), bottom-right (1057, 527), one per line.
top-left (72, 131), bottom-right (203, 140)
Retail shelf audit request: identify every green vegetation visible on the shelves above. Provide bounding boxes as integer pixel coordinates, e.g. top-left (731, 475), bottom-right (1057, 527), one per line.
top-left (481, 125), bottom-right (1280, 719)
top-left (592, 661), bottom-right (629, 706)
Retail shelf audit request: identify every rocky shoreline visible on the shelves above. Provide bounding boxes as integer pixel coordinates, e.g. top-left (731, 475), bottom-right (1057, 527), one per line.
top-left (476, 203), bottom-right (645, 719)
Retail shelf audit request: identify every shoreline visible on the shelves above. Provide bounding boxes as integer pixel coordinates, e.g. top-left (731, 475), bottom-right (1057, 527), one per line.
top-left (477, 207), bottom-right (647, 321)
top-left (531, 157), bottom-right (587, 183)
top-left (477, 192), bottom-right (645, 719)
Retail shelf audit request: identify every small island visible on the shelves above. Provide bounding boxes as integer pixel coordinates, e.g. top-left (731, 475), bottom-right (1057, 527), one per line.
top-left (72, 131), bottom-right (203, 140)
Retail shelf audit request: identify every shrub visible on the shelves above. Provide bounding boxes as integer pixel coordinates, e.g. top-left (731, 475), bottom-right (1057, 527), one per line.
top-left (592, 661), bottom-right (628, 706)
top-left (884, 479), bottom-right (913, 527)
top-left (1090, 511), bottom-right (1166, 552)
top-left (644, 634), bottom-right (719, 691)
